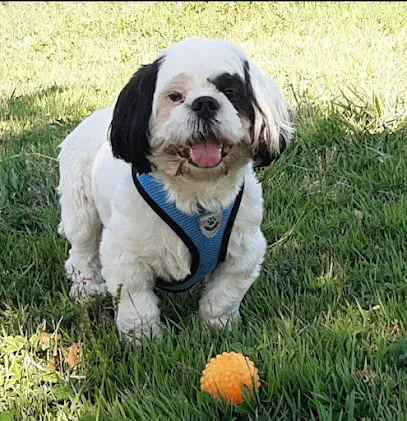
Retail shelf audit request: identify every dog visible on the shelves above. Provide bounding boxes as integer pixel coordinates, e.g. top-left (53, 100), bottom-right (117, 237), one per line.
top-left (57, 37), bottom-right (294, 341)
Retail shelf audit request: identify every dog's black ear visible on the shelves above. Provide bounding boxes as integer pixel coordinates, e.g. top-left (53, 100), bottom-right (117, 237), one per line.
top-left (110, 57), bottom-right (163, 174)
top-left (252, 111), bottom-right (296, 166)
top-left (243, 60), bottom-right (294, 168)
top-left (252, 133), bottom-right (289, 167)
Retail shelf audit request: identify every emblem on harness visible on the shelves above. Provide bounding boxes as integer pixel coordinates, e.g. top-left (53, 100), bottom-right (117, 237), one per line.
top-left (199, 212), bottom-right (222, 238)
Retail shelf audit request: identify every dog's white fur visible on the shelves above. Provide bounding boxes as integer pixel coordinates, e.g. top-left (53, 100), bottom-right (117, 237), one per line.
top-left (57, 37), bottom-right (293, 341)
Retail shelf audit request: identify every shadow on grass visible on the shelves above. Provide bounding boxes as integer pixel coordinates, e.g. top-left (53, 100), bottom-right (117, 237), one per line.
top-left (3, 85), bottom-right (67, 121)
top-left (1, 89), bottom-right (407, 420)
top-left (1, 87), bottom-right (84, 333)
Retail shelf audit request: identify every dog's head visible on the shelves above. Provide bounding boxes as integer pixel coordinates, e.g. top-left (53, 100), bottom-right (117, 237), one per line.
top-left (110, 37), bottom-right (294, 180)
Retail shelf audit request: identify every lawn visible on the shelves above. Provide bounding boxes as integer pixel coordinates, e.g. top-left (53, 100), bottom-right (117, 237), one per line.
top-left (1, 2), bottom-right (407, 420)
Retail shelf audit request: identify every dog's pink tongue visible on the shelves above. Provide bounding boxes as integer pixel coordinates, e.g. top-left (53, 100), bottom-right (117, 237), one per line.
top-left (190, 140), bottom-right (221, 168)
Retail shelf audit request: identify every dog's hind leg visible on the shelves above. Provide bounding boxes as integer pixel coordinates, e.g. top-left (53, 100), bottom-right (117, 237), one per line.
top-left (57, 128), bottom-right (107, 299)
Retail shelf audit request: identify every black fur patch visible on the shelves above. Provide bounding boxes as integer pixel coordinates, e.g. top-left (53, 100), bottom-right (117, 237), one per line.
top-left (110, 57), bottom-right (164, 174)
top-left (209, 70), bottom-right (255, 124)
top-left (211, 61), bottom-right (283, 167)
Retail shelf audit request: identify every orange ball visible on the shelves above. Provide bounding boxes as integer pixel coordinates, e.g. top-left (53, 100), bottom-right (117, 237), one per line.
top-left (200, 352), bottom-right (261, 404)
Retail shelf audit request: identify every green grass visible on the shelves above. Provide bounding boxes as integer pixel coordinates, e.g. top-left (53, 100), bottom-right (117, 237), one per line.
top-left (1, 2), bottom-right (407, 420)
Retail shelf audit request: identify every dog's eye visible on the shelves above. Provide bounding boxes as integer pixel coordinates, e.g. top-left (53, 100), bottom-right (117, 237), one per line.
top-left (224, 90), bottom-right (239, 100)
top-left (168, 92), bottom-right (184, 102)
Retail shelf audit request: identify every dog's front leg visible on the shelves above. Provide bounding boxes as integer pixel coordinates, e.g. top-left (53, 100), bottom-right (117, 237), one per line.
top-left (114, 286), bottom-right (162, 343)
top-left (100, 230), bottom-right (162, 343)
top-left (199, 230), bottom-right (266, 328)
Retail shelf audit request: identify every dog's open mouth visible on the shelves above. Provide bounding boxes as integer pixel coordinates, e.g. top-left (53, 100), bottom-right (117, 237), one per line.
top-left (179, 139), bottom-right (232, 168)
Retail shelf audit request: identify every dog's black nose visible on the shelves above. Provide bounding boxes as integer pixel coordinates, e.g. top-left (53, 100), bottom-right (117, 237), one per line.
top-left (191, 96), bottom-right (219, 119)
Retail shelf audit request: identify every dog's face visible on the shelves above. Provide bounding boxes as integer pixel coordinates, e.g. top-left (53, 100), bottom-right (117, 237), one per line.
top-left (110, 37), bottom-right (294, 180)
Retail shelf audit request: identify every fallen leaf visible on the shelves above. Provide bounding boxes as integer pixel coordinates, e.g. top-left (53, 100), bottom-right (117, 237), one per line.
top-left (66, 343), bottom-right (79, 368)
top-left (353, 367), bottom-right (373, 379)
top-left (354, 370), bottom-right (370, 378)
top-left (389, 327), bottom-right (398, 335)
top-left (389, 319), bottom-right (399, 335)
top-left (49, 353), bottom-right (60, 370)
top-left (40, 332), bottom-right (61, 341)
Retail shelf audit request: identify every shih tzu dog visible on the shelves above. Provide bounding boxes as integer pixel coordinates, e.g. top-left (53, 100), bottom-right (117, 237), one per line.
top-left (57, 37), bottom-right (294, 341)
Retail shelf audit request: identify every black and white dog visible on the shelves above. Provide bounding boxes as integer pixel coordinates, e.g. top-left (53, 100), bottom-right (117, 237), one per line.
top-left (57, 37), bottom-right (293, 341)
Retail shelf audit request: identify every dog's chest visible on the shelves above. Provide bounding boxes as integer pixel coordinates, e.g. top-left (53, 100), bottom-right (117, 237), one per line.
top-left (148, 227), bottom-right (192, 282)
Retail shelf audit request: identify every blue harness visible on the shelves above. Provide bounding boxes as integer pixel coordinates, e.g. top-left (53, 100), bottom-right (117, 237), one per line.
top-left (132, 168), bottom-right (244, 293)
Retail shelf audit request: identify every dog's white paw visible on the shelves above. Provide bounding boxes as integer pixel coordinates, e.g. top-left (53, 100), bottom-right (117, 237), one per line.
top-left (69, 277), bottom-right (107, 300)
top-left (117, 318), bottom-right (163, 345)
top-left (202, 310), bottom-right (241, 330)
